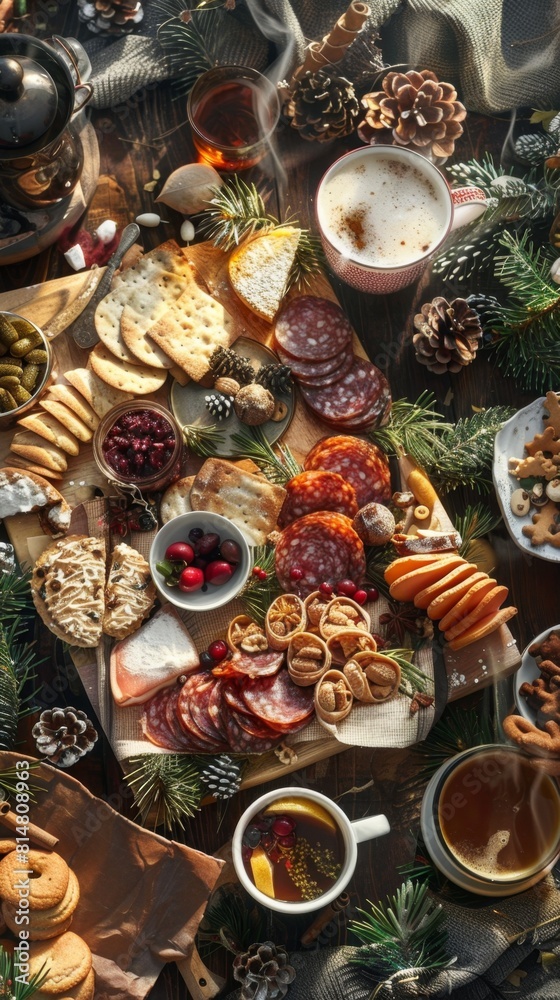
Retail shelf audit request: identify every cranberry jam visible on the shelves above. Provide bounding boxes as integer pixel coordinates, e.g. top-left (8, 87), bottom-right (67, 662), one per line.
top-left (94, 401), bottom-right (182, 491)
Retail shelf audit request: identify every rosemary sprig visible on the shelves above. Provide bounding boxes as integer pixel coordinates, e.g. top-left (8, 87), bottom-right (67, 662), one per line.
top-left (182, 422), bottom-right (225, 458)
top-left (126, 753), bottom-right (202, 831)
top-left (239, 545), bottom-right (281, 625)
top-left (455, 503), bottom-right (501, 559)
top-left (387, 649), bottom-right (433, 696)
top-left (230, 426), bottom-right (302, 485)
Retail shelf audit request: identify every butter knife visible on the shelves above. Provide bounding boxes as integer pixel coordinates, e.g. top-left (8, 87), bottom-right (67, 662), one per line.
top-left (67, 223), bottom-right (141, 350)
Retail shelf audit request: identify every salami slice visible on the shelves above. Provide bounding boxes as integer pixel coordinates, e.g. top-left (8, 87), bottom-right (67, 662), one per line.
top-left (242, 671), bottom-right (314, 728)
top-left (278, 470), bottom-right (358, 528)
top-left (225, 713), bottom-right (281, 755)
top-left (207, 680), bottom-right (228, 742)
top-left (275, 510), bottom-right (366, 593)
top-left (222, 680), bottom-right (249, 714)
top-left (190, 676), bottom-right (225, 744)
top-left (274, 296), bottom-right (352, 361)
top-left (305, 435), bottom-right (391, 507)
top-left (141, 687), bottom-right (187, 750)
top-left (300, 357), bottom-right (391, 428)
top-left (165, 685), bottom-right (205, 750)
top-left (177, 674), bottom-right (221, 748)
top-left (276, 344), bottom-right (346, 379)
top-left (227, 649), bottom-right (285, 678)
top-left (296, 349), bottom-right (355, 388)
top-left (229, 708), bottom-right (281, 740)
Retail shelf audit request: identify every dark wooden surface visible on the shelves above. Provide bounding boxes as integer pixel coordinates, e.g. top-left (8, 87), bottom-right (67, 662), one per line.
top-left (0, 6), bottom-right (555, 999)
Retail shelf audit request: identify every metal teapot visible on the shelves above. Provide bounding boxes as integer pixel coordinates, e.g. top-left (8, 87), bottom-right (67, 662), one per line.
top-left (0, 34), bottom-right (93, 210)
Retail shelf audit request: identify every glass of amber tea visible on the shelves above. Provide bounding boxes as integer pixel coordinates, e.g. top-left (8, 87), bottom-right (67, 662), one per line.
top-left (421, 745), bottom-right (560, 896)
top-left (187, 65), bottom-right (280, 171)
top-left (232, 787), bottom-right (389, 914)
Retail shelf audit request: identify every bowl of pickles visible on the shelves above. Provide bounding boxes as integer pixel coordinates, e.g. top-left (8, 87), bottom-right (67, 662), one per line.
top-left (0, 312), bottom-right (52, 429)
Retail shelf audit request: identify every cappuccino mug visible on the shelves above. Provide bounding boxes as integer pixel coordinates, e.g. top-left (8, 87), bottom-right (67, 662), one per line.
top-left (232, 786), bottom-right (390, 914)
top-left (315, 145), bottom-right (487, 294)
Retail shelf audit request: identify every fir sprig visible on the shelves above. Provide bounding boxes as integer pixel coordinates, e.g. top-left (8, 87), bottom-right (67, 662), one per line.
top-left (490, 230), bottom-right (560, 390)
top-left (0, 569), bottom-right (33, 625)
top-left (426, 408), bottom-right (515, 494)
top-left (230, 426), bottom-right (302, 485)
top-left (182, 422), bottom-right (225, 458)
top-left (368, 392), bottom-right (451, 465)
top-left (240, 545), bottom-right (281, 625)
top-left (201, 176), bottom-right (324, 289)
top-left (198, 884), bottom-right (268, 956)
top-left (126, 753), bottom-right (202, 831)
top-left (349, 879), bottom-right (454, 982)
top-left (455, 503), bottom-right (501, 560)
top-left (414, 705), bottom-right (495, 782)
top-left (1, 944), bottom-right (48, 1000)
top-left (157, 2), bottom-right (224, 100)
top-left (0, 764), bottom-right (40, 802)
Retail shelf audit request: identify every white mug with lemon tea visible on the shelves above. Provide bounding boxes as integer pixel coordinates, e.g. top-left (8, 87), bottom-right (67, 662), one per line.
top-left (232, 787), bottom-right (390, 914)
top-left (420, 744), bottom-right (560, 896)
top-left (315, 144), bottom-right (487, 294)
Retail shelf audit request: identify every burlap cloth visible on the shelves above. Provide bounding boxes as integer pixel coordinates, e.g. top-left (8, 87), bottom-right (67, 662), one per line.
top-left (85, 0), bottom-right (560, 113)
top-left (224, 873), bottom-right (560, 999)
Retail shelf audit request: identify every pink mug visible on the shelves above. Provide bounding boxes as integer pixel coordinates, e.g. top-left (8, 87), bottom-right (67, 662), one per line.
top-left (315, 144), bottom-right (487, 294)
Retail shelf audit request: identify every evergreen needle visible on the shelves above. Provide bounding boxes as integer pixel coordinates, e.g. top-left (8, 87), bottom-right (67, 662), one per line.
top-left (126, 754), bottom-right (202, 831)
top-left (182, 422), bottom-right (225, 458)
top-left (455, 503), bottom-right (501, 558)
top-left (240, 545), bottom-right (281, 625)
top-left (368, 393), bottom-right (451, 465)
top-left (230, 426), bottom-right (301, 485)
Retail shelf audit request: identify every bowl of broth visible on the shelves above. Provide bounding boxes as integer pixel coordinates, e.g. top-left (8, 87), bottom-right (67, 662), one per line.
top-left (421, 744), bottom-right (560, 896)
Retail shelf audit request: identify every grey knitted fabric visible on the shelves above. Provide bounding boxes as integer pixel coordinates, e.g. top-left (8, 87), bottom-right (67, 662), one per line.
top-left (85, 0), bottom-right (560, 113)
top-left (223, 872), bottom-right (560, 999)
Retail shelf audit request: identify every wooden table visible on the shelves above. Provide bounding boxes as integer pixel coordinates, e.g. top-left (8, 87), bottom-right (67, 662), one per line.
top-left (0, 8), bottom-right (555, 1000)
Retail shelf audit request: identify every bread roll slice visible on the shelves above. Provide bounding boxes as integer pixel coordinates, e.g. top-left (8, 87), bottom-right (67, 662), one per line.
top-left (228, 226), bottom-right (301, 322)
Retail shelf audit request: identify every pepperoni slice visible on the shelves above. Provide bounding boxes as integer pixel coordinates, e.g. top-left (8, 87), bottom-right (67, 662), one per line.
top-left (278, 470), bottom-right (358, 528)
top-left (305, 435), bottom-right (391, 507)
top-left (275, 511), bottom-right (366, 594)
top-left (241, 670), bottom-right (314, 727)
top-left (141, 687), bottom-right (187, 750)
top-left (274, 296), bottom-right (353, 361)
top-left (300, 357), bottom-right (391, 428)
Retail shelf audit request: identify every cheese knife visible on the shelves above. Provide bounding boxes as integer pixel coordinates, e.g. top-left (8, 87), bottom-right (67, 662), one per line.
top-left (66, 223), bottom-right (141, 350)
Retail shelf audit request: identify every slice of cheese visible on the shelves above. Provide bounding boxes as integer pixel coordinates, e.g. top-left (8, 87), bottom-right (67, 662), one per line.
top-left (110, 605), bottom-right (199, 705)
top-left (228, 226), bottom-right (301, 322)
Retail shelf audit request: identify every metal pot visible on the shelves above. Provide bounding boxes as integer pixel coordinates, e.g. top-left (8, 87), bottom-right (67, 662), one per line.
top-left (0, 34), bottom-right (93, 209)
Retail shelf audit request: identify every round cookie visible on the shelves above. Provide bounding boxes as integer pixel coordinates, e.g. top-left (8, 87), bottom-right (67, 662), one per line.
top-left (3, 869), bottom-right (80, 939)
top-left (29, 932), bottom-right (92, 995)
top-left (0, 850), bottom-right (69, 910)
top-left (34, 967), bottom-right (95, 1000)
top-left (0, 839), bottom-right (17, 854)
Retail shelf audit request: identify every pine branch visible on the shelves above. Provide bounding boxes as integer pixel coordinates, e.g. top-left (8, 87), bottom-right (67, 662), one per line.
top-left (1, 944), bottom-right (48, 999)
top-left (198, 884), bottom-right (268, 956)
top-left (230, 426), bottom-right (302, 485)
top-left (181, 423), bottom-right (225, 458)
top-left (349, 879), bottom-right (454, 980)
top-left (0, 764), bottom-right (40, 802)
top-left (368, 392), bottom-right (451, 465)
top-left (455, 503), bottom-right (501, 559)
top-left (0, 569), bottom-right (33, 625)
top-left (157, 2), bottom-right (222, 99)
top-left (414, 705), bottom-right (495, 782)
top-left (387, 649), bottom-right (433, 696)
top-left (240, 545), bottom-right (282, 625)
top-left (424, 407), bottom-right (515, 494)
top-left (126, 754), bottom-right (202, 831)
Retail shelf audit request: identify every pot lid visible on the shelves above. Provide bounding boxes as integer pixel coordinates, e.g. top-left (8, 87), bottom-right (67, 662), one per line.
top-left (0, 55), bottom-right (58, 148)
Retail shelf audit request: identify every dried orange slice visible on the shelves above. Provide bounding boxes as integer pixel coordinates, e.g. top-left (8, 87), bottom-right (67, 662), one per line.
top-left (413, 563), bottom-right (479, 610)
top-left (438, 577), bottom-right (497, 633)
top-left (388, 555), bottom-right (465, 604)
top-left (384, 552), bottom-right (451, 586)
top-left (443, 585), bottom-right (509, 641)
top-left (446, 606), bottom-right (518, 651)
top-left (427, 571), bottom-right (487, 621)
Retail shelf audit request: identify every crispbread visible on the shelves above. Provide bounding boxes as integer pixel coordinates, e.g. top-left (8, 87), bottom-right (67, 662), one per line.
top-left (42, 384), bottom-right (99, 431)
top-left (31, 535), bottom-right (106, 647)
top-left (228, 226), bottom-right (301, 322)
top-left (160, 475), bottom-right (195, 523)
top-left (18, 412), bottom-right (81, 456)
top-left (89, 343), bottom-right (168, 395)
top-left (94, 240), bottom-right (194, 365)
top-left (39, 399), bottom-right (93, 442)
top-left (103, 542), bottom-right (156, 640)
top-left (121, 302), bottom-right (176, 369)
top-left (64, 367), bottom-right (132, 417)
top-left (190, 457), bottom-right (286, 545)
top-left (10, 431), bottom-right (68, 472)
top-left (7, 455), bottom-right (64, 480)
top-left (0, 467), bottom-right (71, 535)
top-left (146, 281), bottom-right (238, 382)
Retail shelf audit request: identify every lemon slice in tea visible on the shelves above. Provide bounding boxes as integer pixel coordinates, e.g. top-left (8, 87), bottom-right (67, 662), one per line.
top-left (263, 797), bottom-right (337, 832)
top-left (249, 845), bottom-right (275, 897)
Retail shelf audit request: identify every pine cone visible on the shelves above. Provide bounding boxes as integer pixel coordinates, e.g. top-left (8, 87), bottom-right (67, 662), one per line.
top-left (255, 363), bottom-right (293, 395)
top-left (286, 69), bottom-right (360, 143)
top-left (233, 941), bottom-right (296, 1000)
top-left (413, 296), bottom-right (482, 374)
top-left (77, 0), bottom-right (144, 35)
top-left (208, 347), bottom-right (255, 386)
top-left (200, 754), bottom-right (242, 800)
top-left (32, 707), bottom-right (98, 768)
top-left (358, 70), bottom-right (466, 161)
top-left (465, 293), bottom-right (501, 342)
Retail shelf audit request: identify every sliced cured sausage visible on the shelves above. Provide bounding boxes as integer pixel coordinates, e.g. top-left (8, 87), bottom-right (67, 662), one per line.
top-left (304, 435), bottom-right (391, 507)
top-left (300, 357), bottom-right (391, 429)
top-left (278, 470), bottom-right (358, 528)
top-left (225, 713), bottom-right (282, 754)
top-left (241, 670), bottom-right (314, 728)
top-left (275, 510), bottom-right (366, 594)
top-left (296, 349), bottom-right (355, 388)
top-left (228, 649), bottom-right (284, 677)
top-left (276, 344), bottom-right (348, 379)
top-left (141, 687), bottom-right (188, 750)
top-left (274, 296), bottom-right (352, 361)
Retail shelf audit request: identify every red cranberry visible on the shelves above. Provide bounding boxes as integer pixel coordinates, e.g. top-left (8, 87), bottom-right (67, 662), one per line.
top-left (257, 569), bottom-right (268, 581)
top-left (208, 640), bottom-right (228, 662)
top-left (253, 565), bottom-right (263, 577)
top-left (278, 834), bottom-right (296, 848)
top-left (337, 579), bottom-right (357, 597)
top-left (289, 567), bottom-right (304, 582)
top-left (178, 566), bottom-right (205, 593)
top-left (165, 542), bottom-right (195, 563)
top-left (205, 560), bottom-right (233, 586)
top-left (353, 589), bottom-right (368, 605)
top-left (220, 539), bottom-right (242, 564)
top-left (319, 582), bottom-right (333, 597)
top-left (271, 816), bottom-right (295, 837)
top-left (367, 587), bottom-right (380, 602)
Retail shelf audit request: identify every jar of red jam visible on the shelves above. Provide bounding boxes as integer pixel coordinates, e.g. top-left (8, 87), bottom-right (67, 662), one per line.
top-left (93, 400), bottom-right (183, 492)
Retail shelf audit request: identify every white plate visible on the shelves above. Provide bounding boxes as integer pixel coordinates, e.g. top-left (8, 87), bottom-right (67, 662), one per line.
top-left (493, 395), bottom-right (560, 563)
top-left (514, 624), bottom-right (560, 722)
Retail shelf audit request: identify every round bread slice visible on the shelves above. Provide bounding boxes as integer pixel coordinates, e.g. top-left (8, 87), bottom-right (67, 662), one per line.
top-left (438, 577), bottom-right (497, 633)
top-left (0, 467), bottom-right (71, 536)
top-left (18, 412), bottom-right (81, 456)
top-left (89, 343), bottom-right (168, 395)
top-left (413, 562), bottom-right (478, 610)
top-left (427, 570), bottom-right (487, 621)
top-left (443, 585), bottom-right (509, 641)
top-left (384, 551), bottom-right (451, 586)
top-left (31, 535), bottom-right (106, 647)
top-left (160, 474), bottom-right (195, 523)
top-left (44, 384), bottom-right (99, 431)
top-left (29, 932), bottom-right (92, 995)
top-left (446, 606), bottom-right (518, 651)
top-left (39, 399), bottom-right (93, 442)
top-left (388, 555), bottom-right (465, 604)
top-left (103, 542), bottom-right (156, 640)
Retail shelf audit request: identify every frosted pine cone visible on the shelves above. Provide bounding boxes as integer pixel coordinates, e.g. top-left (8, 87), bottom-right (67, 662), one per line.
top-left (32, 707), bottom-right (98, 768)
top-left (233, 941), bottom-right (296, 1000)
top-left (358, 69), bottom-right (466, 160)
top-left (413, 296), bottom-right (483, 374)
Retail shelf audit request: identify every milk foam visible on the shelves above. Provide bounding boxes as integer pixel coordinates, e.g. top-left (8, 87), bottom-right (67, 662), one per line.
top-left (318, 153), bottom-right (449, 268)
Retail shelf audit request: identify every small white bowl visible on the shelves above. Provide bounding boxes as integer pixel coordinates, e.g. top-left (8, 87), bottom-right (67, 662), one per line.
top-left (149, 511), bottom-right (251, 612)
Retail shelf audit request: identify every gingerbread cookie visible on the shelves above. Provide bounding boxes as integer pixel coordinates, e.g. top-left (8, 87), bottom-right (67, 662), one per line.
top-left (522, 500), bottom-right (560, 547)
top-left (502, 715), bottom-right (560, 758)
top-left (525, 425), bottom-right (560, 457)
top-left (509, 451), bottom-right (560, 481)
top-left (0, 849), bottom-right (69, 909)
top-left (543, 391), bottom-right (560, 437)
top-left (29, 932), bottom-right (92, 995)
